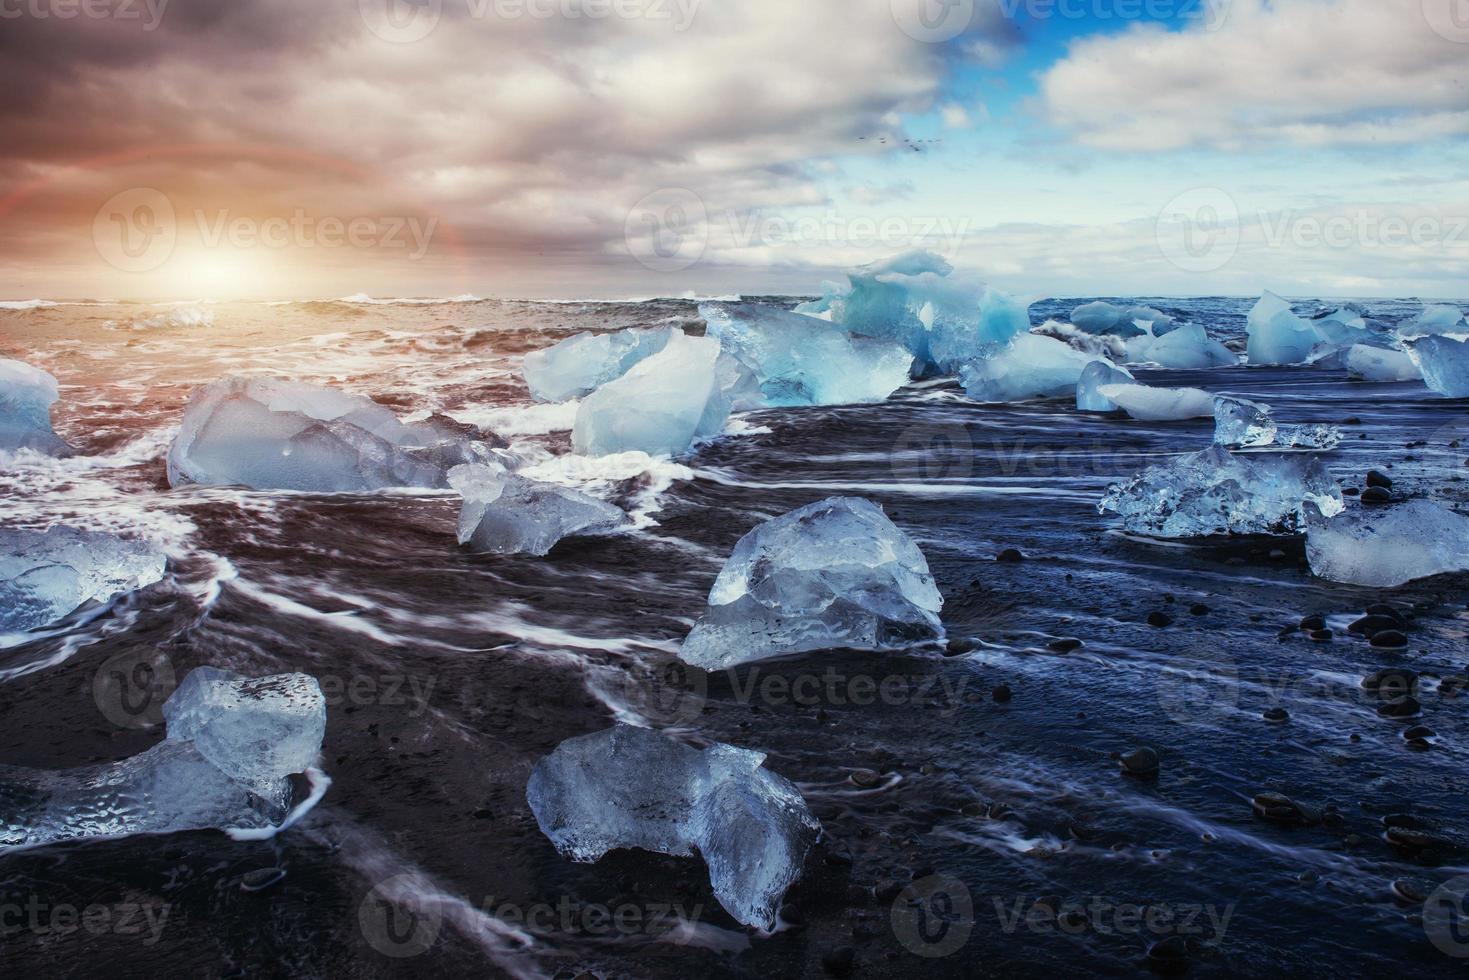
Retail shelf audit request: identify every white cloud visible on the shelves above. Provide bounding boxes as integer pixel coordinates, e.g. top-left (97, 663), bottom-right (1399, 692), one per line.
top-left (1040, 0), bottom-right (1469, 150)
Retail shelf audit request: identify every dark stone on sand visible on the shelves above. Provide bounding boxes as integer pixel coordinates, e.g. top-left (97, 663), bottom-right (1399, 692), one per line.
top-left (850, 769), bottom-right (882, 789)
top-left (1263, 707), bottom-right (1290, 723)
top-left (1391, 879), bottom-right (1432, 904)
top-left (1252, 792), bottom-right (1320, 827)
top-left (992, 684), bottom-right (1013, 703)
top-left (1364, 603), bottom-right (1407, 624)
top-left (996, 549), bottom-right (1024, 563)
top-left (1343, 487), bottom-right (1360, 496)
top-left (1349, 615), bottom-right (1402, 638)
top-left (1147, 936), bottom-right (1191, 976)
top-left (1189, 603), bottom-right (1209, 616)
top-left (1120, 747), bottom-right (1160, 777)
top-left (1377, 696), bottom-right (1421, 719)
top-left (1309, 629), bottom-right (1334, 643)
top-left (1360, 486), bottom-right (1393, 505)
top-left (1370, 630), bottom-right (1408, 650)
top-left (1048, 638), bottom-right (1083, 654)
top-left (873, 880), bottom-right (904, 904)
top-left (945, 637), bottom-right (978, 657)
top-left (1362, 668), bottom-right (1418, 698)
top-left (1147, 612), bottom-right (1174, 629)
top-left (1404, 725), bottom-right (1435, 740)
top-left (1367, 470), bottom-right (1393, 489)
top-left (1300, 614), bottom-right (1326, 632)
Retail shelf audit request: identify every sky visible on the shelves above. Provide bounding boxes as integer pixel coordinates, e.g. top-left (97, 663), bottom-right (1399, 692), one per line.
top-left (1, 0), bottom-right (1467, 301)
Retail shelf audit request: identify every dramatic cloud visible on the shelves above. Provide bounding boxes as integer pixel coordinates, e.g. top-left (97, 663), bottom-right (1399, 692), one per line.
top-left (1040, 0), bottom-right (1469, 150)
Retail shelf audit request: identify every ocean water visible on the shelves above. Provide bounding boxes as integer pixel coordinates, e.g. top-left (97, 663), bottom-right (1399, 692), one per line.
top-left (1, 295), bottom-right (1467, 978)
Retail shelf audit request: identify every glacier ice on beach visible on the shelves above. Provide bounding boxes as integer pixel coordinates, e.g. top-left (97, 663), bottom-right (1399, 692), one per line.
top-left (1098, 383), bottom-right (1215, 421)
top-left (573, 332), bottom-right (729, 457)
top-left (448, 463), bottom-right (626, 556)
top-left (0, 667), bottom-right (326, 852)
top-left (699, 302), bottom-right (912, 408)
top-left (1070, 301), bottom-right (1132, 337)
top-left (681, 497), bottom-right (944, 669)
top-left (1076, 360), bottom-right (1134, 412)
top-left (817, 251), bottom-right (1030, 374)
top-left (0, 526), bottom-right (166, 634)
top-left (523, 326), bottom-right (676, 403)
top-left (1400, 304), bottom-right (1466, 338)
top-left (1212, 396), bottom-right (1340, 450)
top-left (1126, 306), bottom-right (1176, 336)
top-left (958, 334), bottom-right (1103, 403)
top-left (526, 724), bottom-right (821, 931)
top-left (1306, 499), bottom-right (1469, 588)
top-left (1129, 322), bottom-right (1237, 369)
top-left (1407, 335), bottom-right (1469, 397)
top-left (1247, 291), bottom-right (1321, 365)
top-left (1100, 444), bottom-right (1343, 538)
top-left (1346, 345), bottom-right (1420, 382)
top-left (0, 358), bottom-right (70, 456)
top-left (168, 376), bottom-right (503, 491)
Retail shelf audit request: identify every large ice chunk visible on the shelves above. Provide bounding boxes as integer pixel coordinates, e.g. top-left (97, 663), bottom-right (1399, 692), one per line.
top-left (168, 376), bottom-right (503, 491)
top-left (1212, 396), bottom-right (1340, 449)
top-left (1098, 384), bottom-right (1215, 421)
top-left (1406, 335), bottom-right (1469, 397)
top-left (681, 497), bottom-right (944, 669)
top-left (1246, 291), bottom-right (1321, 365)
top-left (1307, 500), bottom-right (1469, 588)
top-left (162, 666), bottom-right (327, 795)
top-left (572, 332), bottom-right (729, 457)
top-left (699, 302), bottom-right (912, 408)
top-left (819, 251), bottom-right (1031, 374)
top-left (1130, 323), bottom-right (1237, 369)
top-left (1345, 345), bottom-right (1420, 382)
top-left (523, 326), bottom-right (677, 403)
top-left (958, 334), bottom-right (1103, 402)
top-left (0, 667), bottom-right (326, 852)
top-left (448, 463), bottom-right (626, 556)
top-left (0, 527), bottom-right (166, 634)
top-left (1400, 304), bottom-right (1466, 338)
top-left (1070, 301), bottom-right (1134, 336)
top-left (526, 724), bottom-right (820, 931)
top-left (1076, 360), bottom-right (1135, 412)
top-left (1100, 444), bottom-right (1343, 538)
top-left (0, 358), bottom-right (70, 455)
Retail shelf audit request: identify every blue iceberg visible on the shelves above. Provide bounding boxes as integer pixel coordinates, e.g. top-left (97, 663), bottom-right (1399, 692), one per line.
top-left (1097, 383), bottom-right (1216, 421)
top-left (0, 358), bottom-right (70, 456)
top-left (1407, 335), bottom-right (1469, 397)
top-left (1, 667), bottom-right (326, 852)
top-left (523, 326), bottom-right (677, 403)
top-left (1100, 444), bottom-right (1343, 538)
top-left (1247, 291), bottom-right (1321, 365)
top-left (1128, 322), bottom-right (1236, 369)
top-left (168, 376), bottom-right (504, 491)
top-left (959, 334), bottom-right (1103, 403)
top-left (572, 332), bottom-right (730, 457)
top-left (1212, 396), bottom-right (1339, 449)
top-left (1307, 499), bottom-right (1469, 588)
top-left (1076, 360), bottom-right (1134, 412)
top-left (1345, 345), bottom-right (1420, 382)
top-left (0, 526), bottom-right (167, 635)
top-left (1400, 304), bottom-right (1466, 338)
top-left (681, 497), bottom-right (944, 669)
top-left (699, 302), bottom-right (912, 408)
top-left (527, 724), bottom-right (821, 931)
top-left (448, 463), bottom-right (626, 556)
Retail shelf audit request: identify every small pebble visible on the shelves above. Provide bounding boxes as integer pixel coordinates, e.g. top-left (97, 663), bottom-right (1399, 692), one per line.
top-left (1308, 629), bottom-right (1334, 643)
top-left (1300, 614), bottom-right (1326, 632)
top-left (1120, 747), bottom-right (1160, 777)
top-left (1048, 638), bottom-right (1083, 654)
top-left (1377, 696), bottom-right (1421, 720)
top-left (1366, 470), bottom-right (1393, 490)
top-left (992, 684), bottom-right (1013, 703)
top-left (849, 769), bottom-right (882, 789)
top-left (1189, 603), bottom-right (1210, 616)
top-left (996, 549), bottom-right (1024, 563)
top-left (1360, 486), bottom-right (1393, 505)
top-left (1263, 707), bottom-right (1290, 723)
top-left (1147, 612), bottom-right (1174, 629)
